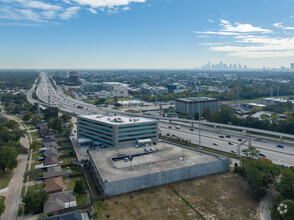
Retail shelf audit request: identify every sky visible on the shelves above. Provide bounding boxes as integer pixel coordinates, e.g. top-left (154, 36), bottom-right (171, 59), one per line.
top-left (0, 0), bottom-right (294, 69)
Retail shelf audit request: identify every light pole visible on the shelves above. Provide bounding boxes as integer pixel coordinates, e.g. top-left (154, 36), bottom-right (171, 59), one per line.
top-left (198, 98), bottom-right (201, 149)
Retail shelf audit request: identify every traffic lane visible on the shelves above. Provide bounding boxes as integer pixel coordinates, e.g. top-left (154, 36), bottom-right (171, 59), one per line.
top-left (159, 122), bottom-right (294, 155)
top-left (160, 128), bottom-right (294, 166)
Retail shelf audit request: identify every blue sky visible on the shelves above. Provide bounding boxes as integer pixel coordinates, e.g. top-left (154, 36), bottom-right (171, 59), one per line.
top-left (0, 0), bottom-right (294, 69)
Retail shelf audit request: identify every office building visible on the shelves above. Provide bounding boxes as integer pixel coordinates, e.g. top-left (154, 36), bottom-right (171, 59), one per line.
top-left (175, 97), bottom-right (219, 116)
top-left (89, 142), bottom-right (230, 196)
top-left (140, 85), bottom-right (168, 95)
top-left (167, 83), bottom-right (186, 93)
top-left (77, 114), bottom-right (158, 148)
top-left (69, 71), bottom-right (80, 82)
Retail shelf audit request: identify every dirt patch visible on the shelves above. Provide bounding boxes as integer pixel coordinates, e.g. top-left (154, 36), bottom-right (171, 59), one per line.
top-left (95, 172), bottom-right (259, 220)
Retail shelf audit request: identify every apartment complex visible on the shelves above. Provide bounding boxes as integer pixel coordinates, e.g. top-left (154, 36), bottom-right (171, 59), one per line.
top-left (175, 97), bottom-right (219, 116)
top-left (77, 114), bottom-right (158, 148)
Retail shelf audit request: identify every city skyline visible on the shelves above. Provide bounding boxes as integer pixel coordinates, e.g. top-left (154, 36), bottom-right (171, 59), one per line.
top-left (1, 0), bottom-right (294, 69)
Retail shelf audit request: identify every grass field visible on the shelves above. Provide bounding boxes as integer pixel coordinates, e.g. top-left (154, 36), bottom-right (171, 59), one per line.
top-left (86, 97), bottom-right (131, 104)
top-left (63, 176), bottom-right (85, 191)
top-left (94, 172), bottom-right (259, 220)
top-left (0, 170), bottom-right (13, 189)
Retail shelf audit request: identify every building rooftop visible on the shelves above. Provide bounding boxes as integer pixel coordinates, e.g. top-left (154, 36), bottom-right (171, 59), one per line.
top-left (45, 177), bottom-right (63, 193)
top-left (89, 142), bottom-right (222, 183)
top-left (176, 97), bottom-right (218, 102)
top-left (79, 114), bottom-right (156, 125)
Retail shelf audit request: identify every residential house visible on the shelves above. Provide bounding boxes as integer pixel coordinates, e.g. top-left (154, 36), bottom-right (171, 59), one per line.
top-left (43, 191), bottom-right (77, 214)
top-left (45, 177), bottom-right (63, 194)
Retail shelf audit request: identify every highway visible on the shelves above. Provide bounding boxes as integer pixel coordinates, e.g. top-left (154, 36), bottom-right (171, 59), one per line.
top-left (35, 72), bottom-right (294, 166)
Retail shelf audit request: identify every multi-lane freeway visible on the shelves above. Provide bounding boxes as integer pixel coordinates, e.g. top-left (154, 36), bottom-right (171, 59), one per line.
top-left (34, 72), bottom-right (294, 166)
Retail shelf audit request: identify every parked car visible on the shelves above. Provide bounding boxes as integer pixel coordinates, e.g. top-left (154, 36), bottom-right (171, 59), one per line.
top-left (168, 126), bottom-right (172, 129)
top-left (231, 150), bottom-right (236, 154)
top-left (276, 144), bottom-right (284, 148)
top-left (228, 142), bottom-right (233, 145)
top-left (35, 157), bottom-right (44, 161)
top-left (213, 143), bottom-right (218, 146)
top-left (226, 135), bottom-right (231, 138)
top-left (172, 134), bottom-right (177, 137)
top-left (219, 135), bottom-right (224, 138)
top-left (189, 128), bottom-right (194, 131)
top-left (175, 125), bottom-right (181, 129)
top-left (35, 176), bottom-right (44, 181)
top-left (238, 138), bottom-right (243, 141)
top-left (259, 153), bottom-right (267, 157)
top-left (242, 149), bottom-right (248, 153)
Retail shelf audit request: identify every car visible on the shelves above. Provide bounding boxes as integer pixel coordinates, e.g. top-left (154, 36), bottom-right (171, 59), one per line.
top-left (158, 127), bottom-right (163, 131)
top-left (175, 125), bottom-right (181, 129)
top-left (35, 176), bottom-right (44, 181)
top-left (213, 143), bottom-right (218, 146)
top-left (35, 157), bottom-right (44, 161)
top-left (231, 150), bottom-right (236, 154)
top-left (219, 135), bottom-right (224, 138)
top-left (238, 138), bottom-right (243, 141)
top-left (226, 135), bottom-right (231, 138)
top-left (242, 149), bottom-right (248, 153)
top-left (172, 134), bottom-right (177, 137)
top-left (276, 144), bottom-right (284, 148)
top-left (168, 126), bottom-right (172, 129)
top-left (259, 153), bottom-right (267, 157)
top-left (189, 128), bottom-right (194, 131)
top-left (228, 142), bottom-right (233, 145)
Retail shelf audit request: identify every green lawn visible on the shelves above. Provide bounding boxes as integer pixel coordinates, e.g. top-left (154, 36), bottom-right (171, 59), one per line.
top-left (26, 183), bottom-right (45, 194)
top-left (0, 170), bottom-right (13, 189)
top-left (86, 97), bottom-right (131, 104)
top-left (56, 136), bottom-right (69, 142)
top-left (59, 142), bottom-right (71, 148)
top-left (76, 193), bottom-right (88, 206)
top-left (31, 132), bottom-right (41, 142)
top-left (32, 152), bottom-right (43, 161)
top-left (58, 157), bottom-right (76, 165)
top-left (63, 177), bottom-right (85, 191)
top-left (62, 165), bottom-right (80, 175)
top-left (59, 148), bottom-right (73, 156)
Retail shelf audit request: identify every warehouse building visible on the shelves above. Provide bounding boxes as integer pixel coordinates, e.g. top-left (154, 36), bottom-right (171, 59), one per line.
top-left (89, 142), bottom-right (230, 196)
top-left (77, 114), bottom-right (158, 148)
top-left (175, 97), bottom-right (219, 116)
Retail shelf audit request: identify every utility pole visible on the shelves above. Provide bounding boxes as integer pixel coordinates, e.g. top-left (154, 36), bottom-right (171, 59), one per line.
top-left (198, 98), bottom-right (201, 148)
top-left (37, 94), bottom-right (40, 115)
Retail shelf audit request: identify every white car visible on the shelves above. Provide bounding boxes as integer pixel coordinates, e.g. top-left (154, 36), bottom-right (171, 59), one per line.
top-left (175, 125), bottom-right (181, 129)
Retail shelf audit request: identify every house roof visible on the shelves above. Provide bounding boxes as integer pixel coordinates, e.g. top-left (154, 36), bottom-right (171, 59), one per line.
top-left (44, 156), bottom-right (58, 166)
top-left (43, 191), bottom-right (77, 213)
top-left (44, 148), bottom-right (58, 158)
top-left (43, 135), bottom-right (56, 143)
top-left (43, 141), bottom-right (58, 149)
top-left (45, 210), bottom-right (83, 220)
top-left (43, 166), bottom-right (70, 179)
top-left (45, 177), bottom-right (63, 193)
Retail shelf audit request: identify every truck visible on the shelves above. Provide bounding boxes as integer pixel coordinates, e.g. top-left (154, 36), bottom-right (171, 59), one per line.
top-left (77, 105), bottom-right (84, 109)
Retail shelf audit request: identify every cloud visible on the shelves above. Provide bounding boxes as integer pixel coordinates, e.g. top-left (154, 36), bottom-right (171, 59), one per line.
top-left (60, 6), bottom-right (80, 19)
top-left (207, 19), bottom-right (214, 23)
top-left (273, 22), bottom-right (294, 30)
top-left (87, 8), bottom-right (97, 14)
top-left (196, 19), bottom-right (294, 58)
top-left (0, 0), bottom-right (146, 24)
top-left (71, 0), bottom-right (146, 8)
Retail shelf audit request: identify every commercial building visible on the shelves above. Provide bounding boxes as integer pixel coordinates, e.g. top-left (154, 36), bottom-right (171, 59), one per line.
top-left (77, 114), bottom-right (158, 148)
top-left (89, 142), bottom-right (230, 196)
top-left (262, 97), bottom-right (288, 104)
top-left (69, 71), bottom-right (80, 82)
top-left (117, 100), bottom-right (143, 107)
top-left (140, 85), bottom-right (168, 95)
top-left (167, 83), bottom-right (186, 93)
top-left (175, 97), bottom-right (219, 116)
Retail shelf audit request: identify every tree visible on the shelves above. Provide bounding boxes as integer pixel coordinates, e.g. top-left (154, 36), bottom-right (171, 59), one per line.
top-left (0, 196), bottom-right (5, 216)
top-left (244, 146), bottom-right (260, 160)
top-left (74, 179), bottom-right (85, 194)
top-left (201, 106), bottom-right (211, 119)
top-left (193, 112), bottom-right (199, 120)
top-left (0, 146), bottom-right (18, 171)
top-left (5, 120), bottom-right (19, 130)
top-left (246, 166), bottom-right (264, 200)
top-left (278, 169), bottom-right (294, 200)
top-left (23, 112), bottom-right (32, 122)
top-left (30, 141), bottom-right (40, 151)
top-left (23, 190), bottom-right (48, 213)
top-left (44, 107), bottom-right (58, 119)
top-left (48, 117), bottom-right (63, 133)
top-left (30, 115), bottom-right (41, 125)
top-left (95, 98), bottom-right (106, 105)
